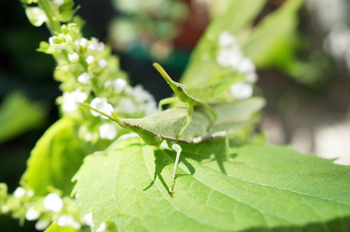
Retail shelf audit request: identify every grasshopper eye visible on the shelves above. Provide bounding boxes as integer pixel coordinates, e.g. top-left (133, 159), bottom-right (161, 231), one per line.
top-left (177, 85), bottom-right (184, 92)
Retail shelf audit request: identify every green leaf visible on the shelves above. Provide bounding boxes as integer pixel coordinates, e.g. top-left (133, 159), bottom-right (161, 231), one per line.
top-left (73, 138), bottom-right (350, 232)
top-left (44, 222), bottom-right (77, 232)
top-left (20, 0), bottom-right (38, 4)
top-left (0, 183), bottom-right (7, 199)
top-left (180, 0), bottom-right (266, 84)
top-left (21, 118), bottom-right (87, 196)
top-left (25, 7), bottom-right (48, 27)
top-left (58, 3), bottom-right (80, 23)
top-left (0, 92), bottom-right (47, 144)
top-left (242, 0), bottom-right (304, 75)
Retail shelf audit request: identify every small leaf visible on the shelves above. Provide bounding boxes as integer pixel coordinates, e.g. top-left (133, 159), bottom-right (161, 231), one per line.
top-left (73, 138), bottom-right (350, 232)
top-left (25, 7), bottom-right (48, 27)
top-left (20, 118), bottom-right (87, 196)
top-left (20, 0), bottom-right (38, 4)
top-left (44, 222), bottom-right (77, 232)
top-left (58, 6), bottom-right (80, 23)
top-left (0, 92), bottom-right (47, 144)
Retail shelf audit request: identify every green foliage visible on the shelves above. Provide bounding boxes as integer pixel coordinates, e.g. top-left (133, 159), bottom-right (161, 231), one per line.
top-left (45, 222), bottom-right (77, 232)
top-left (181, 0), bottom-right (304, 84)
top-left (181, 0), bottom-right (266, 84)
top-left (20, 118), bottom-right (87, 196)
top-left (73, 137), bottom-right (350, 232)
top-left (242, 0), bottom-right (304, 76)
top-left (0, 92), bottom-right (47, 144)
top-left (25, 6), bottom-right (47, 27)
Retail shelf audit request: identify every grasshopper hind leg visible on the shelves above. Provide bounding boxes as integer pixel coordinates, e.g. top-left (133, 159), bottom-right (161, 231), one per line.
top-left (169, 143), bottom-right (182, 195)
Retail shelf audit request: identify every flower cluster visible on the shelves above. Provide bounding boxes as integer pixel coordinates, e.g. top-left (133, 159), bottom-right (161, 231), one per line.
top-left (217, 31), bottom-right (258, 99)
top-left (0, 187), bottom-right (109, 231)
top-left (39, 23), bottom-right (157, 142)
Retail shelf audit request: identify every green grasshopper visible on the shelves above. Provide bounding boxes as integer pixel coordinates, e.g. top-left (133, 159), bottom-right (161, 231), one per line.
top-left (153, 63), bottom-right (243, 139)
top-left (80, 98), bottom-right (264, 194)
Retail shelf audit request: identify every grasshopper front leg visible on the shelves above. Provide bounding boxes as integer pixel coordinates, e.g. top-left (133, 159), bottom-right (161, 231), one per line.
top-left (158, 97), bottom-right (179, 111)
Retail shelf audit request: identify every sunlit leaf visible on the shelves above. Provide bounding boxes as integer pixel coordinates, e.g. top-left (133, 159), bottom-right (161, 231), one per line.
top-left (21, 118), bottom-right (87, 196)
top-left (73, 137), bottom-right (350, 232)
top-left (44, 222), bottom-right (77, 232)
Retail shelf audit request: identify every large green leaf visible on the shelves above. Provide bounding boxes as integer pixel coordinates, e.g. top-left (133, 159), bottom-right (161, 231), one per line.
top-left (73, 137), bottom-right (350, 232)
top-left (21, 118), bottom-right (88, 196)
top-left (0, 92), bottom-right (47, 144)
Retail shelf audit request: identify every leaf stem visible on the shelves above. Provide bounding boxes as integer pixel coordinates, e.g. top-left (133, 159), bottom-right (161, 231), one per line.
top-left (37, 0), bottom-right (61, 34)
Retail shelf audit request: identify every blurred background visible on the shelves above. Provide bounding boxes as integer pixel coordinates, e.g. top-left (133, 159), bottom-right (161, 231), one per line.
top-left (1, 0), bottom-right (350, 230)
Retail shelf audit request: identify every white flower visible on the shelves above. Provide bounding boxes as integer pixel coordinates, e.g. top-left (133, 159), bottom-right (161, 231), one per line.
top-left (65, 35), bottom-right (72, 43)
top-left (79, 38), bottom-right (88, 47)
top-left (14, 187), bottom-right (25, 198)
top-left (90, 97), bottom-right (114, 119)
top-left (57, 215), bottom-right (81, 230)
top-left (124, 86), bottom-right (133, 95)
top-left (86, 55), bottom-right (94, 64)
top-left (1, 206), bottom-right (9, 213)
top-left (83, 212), bottom-right (94, 227)
top-left (230, 81), bottom-right (253, 99)
top-left (133, 85), bottom-right (154, 102)
top-left (78, 72), bottom-right (91, 84)
top-left (35, 219), bottom-right (51, 231)
top-left (68, 53), bottom-right (79, 62)
top-left (245, 73), bottom-right (258, 83)
top-left (97, 223), bottom-right (107, 232)
top-left (105, 78), bottom-right (127, 93)
top-left (144, 100), bottom-right (158, 116)
top-left (99, 123), bottom-right (117, 140)
top-left (43, 193), bottom-right (63, 213)
top-left (217, 47), bottom-right (243, 67)
top-left (237, 57), bottom-right (255, 73)
top-left (26, 190), bottom-right (34, 197)
top-left (53, 0), bottom-right (64, 6)
top-left (49, 37), bottom-right (54, 46)
top-left (219, 31), bottom-right (236, 47)
top-left (62, 89), bottom-right (88, 112)
top-left (98, 59), bottom-right (108, 68)
top-left (84, 133), bottom-right (94, 142)
top-left (118, 98), bottom-right (136, 114)
top-left (26, 208), bottom-right (40, 221)
top-left (88, 39), bottom-right (105, 51)
top-left (324, 24), bottom-right (350, 59)
top-left (83, 212), bottom-right (106, 231)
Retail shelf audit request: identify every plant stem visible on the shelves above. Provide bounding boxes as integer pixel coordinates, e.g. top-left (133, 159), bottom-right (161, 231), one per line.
top-left (37, 0), bottom-right (61, 34)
